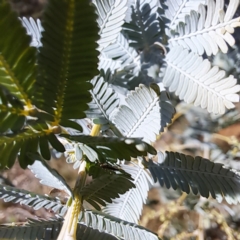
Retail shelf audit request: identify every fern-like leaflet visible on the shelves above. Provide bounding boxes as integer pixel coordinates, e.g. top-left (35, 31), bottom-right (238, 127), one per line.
top-left (163, 45), bottom-right (240, 114)
top-left (113, 84), bottom-right (175, 143)
top-left (103, 163), bottom-right (153, 223)
top-left (81, 210), bottom-right (159, 240)
top-left (163, 0), bottom-right (206, 29)
top-left (0, 185), bottom-right (67, 215)
top-left (93, 0), bottom-right (128, 51)
top-left (168, 0), bottom-right (240, 55)
top-left (146, 151), bottom-right (240, 204)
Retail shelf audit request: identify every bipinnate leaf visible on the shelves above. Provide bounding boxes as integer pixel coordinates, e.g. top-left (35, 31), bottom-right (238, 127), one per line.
top-left (103, 32), bottom-right (141, 72)
top-left (86, 70), bottom-right (120, 123)
top-left (93, 0), bottom-right (128, 51)
top-left (163, 45), bottom-right (240, 114)
top-left (80, 172), bottom-right (135, 210)
top-left (28, 156), bottom-right (73, 198)
top-left (169, 0), bottom-right (240, 56)
top-left (0, 2), bottom-right (36, 107)
top-left (35, 0), bottom-right (99, 124)
top-left (163, 0), bottom-right (205, 29)
top-left (0, 184), bottom-right (67, 216)
top-left (146, 151), bottom-right (240, 204)
top-left (0, 218), bottom-right (117, 240)
top-left (0, 124), bottom-right (65, 169)
top-left (113, 84), bottom-right (175, 143)
top-left (123, 0), bottom-right (161, 50)
top-left (103, 163), bottom-right (153, 223)
top-left (0, 88), bottom-right (25, 133)
top-left (20, 17), bottom-right (43, 48)
top-left (81, 210), bottom-right (161, 240)
top-left (61, 134), bottom-right (157, 162)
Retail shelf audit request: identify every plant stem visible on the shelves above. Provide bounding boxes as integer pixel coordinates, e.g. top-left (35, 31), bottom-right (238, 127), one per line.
top-left (90, 124), bottom-right (101, 136)
top-left (57, 161), bottom-right (87, 240)
top-left (57, 124), bottom-right (101, 240)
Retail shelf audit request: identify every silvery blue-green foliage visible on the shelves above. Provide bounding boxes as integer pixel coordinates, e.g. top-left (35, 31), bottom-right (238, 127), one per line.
top-left (162, 0), bottom-right (206, 29)
top-left (112, 84), bottom-right (175, 143)
top-left (2, 0), bottom-right (240, 239)
top-left (86, 70), bottom-right (120, 124)
top-left (19, 17), bottom-right (43, 47)
top-left (104, 33), bottom-right (140, 75)
top-left (213, 44), bottom-right (240, 83)
top-left (92, 0), bottom-right (128, 51)
top-left (0, 185), bottom-right (67, 216)
top-left (28, 159), bottom-right (73, 197)
top-left (20, 0), bottom-right (240, 198)
top-left (18, 0), bottom-right (240, 115)
top-left (168, 1), bottom-right (239, 56)
top-left (163, 45), bottom-right (240, 114)
top-left (96, 0), bottom-right (240, 115)
top-left (161, 0), bottom-right (240, 114)
top-left (80, 210), bottom-right (159, 240)
top-left (103, 163), bottom-right (153, 223)
top-left (98, 54), bottom-right (122, 72)
top-left (87, 0), bottom-right (240, 225)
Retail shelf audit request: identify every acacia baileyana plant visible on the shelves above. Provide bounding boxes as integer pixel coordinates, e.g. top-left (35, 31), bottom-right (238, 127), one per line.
top-left (0, 0), bottom-right (240, 239)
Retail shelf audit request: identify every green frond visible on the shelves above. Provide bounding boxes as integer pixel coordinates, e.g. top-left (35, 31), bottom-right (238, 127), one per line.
top-left (0, 130), bottom-right (38, 168)
top-left (0, 2), bottom-right (36, 108)
top-left (0, 126), bottom-right (65, 169)
top-left (0, 184), bottom-right (67, 216)
top-left (0, 218), bottom-right (117, 240)
top-left (81, 210), bottom-right (161, 240)
top-left (0, 108), bottom-right (25, 134)
top-left (61, 134), bottom-right (157, 162)
top-left (0, 219), bottom-right (62, 240)
top-left (0, 214), bottom-right (121, 240)
top-left (35, 0), bottom-right (99, 124)
top-left (87, 163), bottom-right (132, 180)
top-left (146, 151), bottom-right (240, 204)
top-left (76, 223), bottom-right (118, 240)
top-left (80, 172), bottom-right (135, 210)
top-left (0, 88), bottom-right (25, 133)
